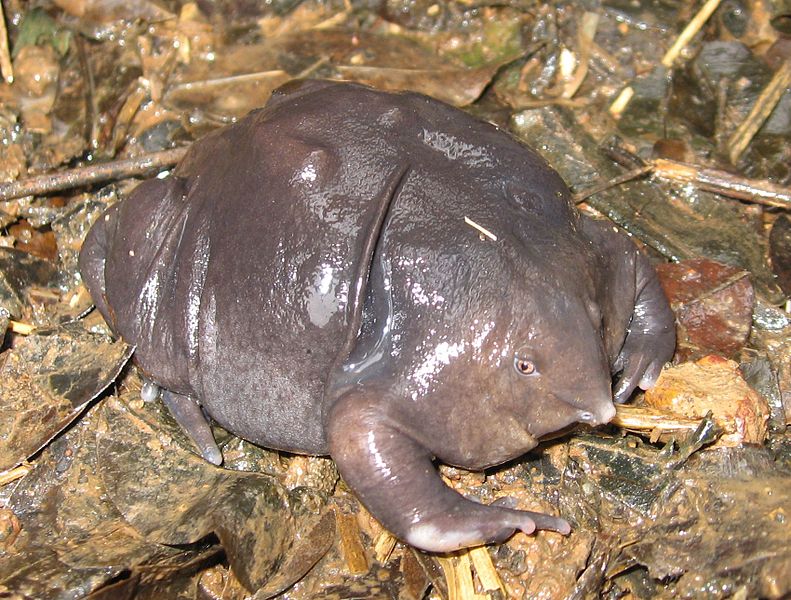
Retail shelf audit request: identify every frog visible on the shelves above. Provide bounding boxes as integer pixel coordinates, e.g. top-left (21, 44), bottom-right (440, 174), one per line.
top-left (79, 79), bottom-right (675, 552)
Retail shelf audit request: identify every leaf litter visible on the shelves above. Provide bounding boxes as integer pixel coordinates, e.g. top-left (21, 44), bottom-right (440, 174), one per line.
top-left (0, 1), bottom-right (790, 598)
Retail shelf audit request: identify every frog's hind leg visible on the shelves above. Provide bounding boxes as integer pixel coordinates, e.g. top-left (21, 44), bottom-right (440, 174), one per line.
top-left (162, 390), bottom-right (223, 466)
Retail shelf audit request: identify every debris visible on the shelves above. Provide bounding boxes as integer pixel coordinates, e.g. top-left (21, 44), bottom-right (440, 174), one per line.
top-left (644, 355), bottom-right (771, 447)
top-left (464, 216), bottom-right (498, 241)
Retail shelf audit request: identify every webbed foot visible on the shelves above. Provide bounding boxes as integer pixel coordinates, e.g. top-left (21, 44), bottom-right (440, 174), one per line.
top-left (162, 390), bottom-right (223, 466)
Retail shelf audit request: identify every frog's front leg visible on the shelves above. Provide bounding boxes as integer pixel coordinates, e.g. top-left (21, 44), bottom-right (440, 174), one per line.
top-left (327, 389), bottom-right (570, 553)
top-left (612, 252), bottom-right (676, 404)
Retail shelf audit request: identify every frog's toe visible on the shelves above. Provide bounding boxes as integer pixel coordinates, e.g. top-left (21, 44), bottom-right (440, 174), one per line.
top-left (638, 358), bottom-right (665, 390)
top-left (162, 390), bottom-right (223, 465)
top-left (528, 511), bottom-right (571, 534)
top-left (613, 338), bottom-right (673, 403)
top-left (613, 351), bottom-right (650, 404)
top-left (490, 498), bottom-right (568, 533)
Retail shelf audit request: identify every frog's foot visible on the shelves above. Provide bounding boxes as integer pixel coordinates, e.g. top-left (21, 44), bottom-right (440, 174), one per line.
top-left (327, 390), bottom-right (570, 553)
top-left (162, 390), bottom-right (223, 466)
top-left (613, 255), bottom-right (676, 404)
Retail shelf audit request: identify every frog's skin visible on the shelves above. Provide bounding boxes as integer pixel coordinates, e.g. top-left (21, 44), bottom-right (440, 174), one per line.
top-left (79, 80), bottom-right (675, 553)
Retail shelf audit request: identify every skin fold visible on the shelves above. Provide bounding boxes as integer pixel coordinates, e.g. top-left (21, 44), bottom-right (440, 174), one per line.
top-left (79, 80), bottom-right (675, 553)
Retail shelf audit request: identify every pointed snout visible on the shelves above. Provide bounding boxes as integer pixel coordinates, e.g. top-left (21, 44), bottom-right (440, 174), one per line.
top-left (527, 389), bottom-right (616, 439)
top-left (576, 400), bottom-right (616, 426)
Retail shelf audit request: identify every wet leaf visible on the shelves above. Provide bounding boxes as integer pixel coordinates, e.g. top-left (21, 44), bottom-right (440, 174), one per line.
top-left (165, 28), bottom-right (518, 124)
top-left (656, 258), bottom-right (755, 360)
top-left (621, 449), bottom-right (791, 597)
top-left (252, 509), bottom-right (336, 599)
top-left (95, 390), bottom-right (328, 592)
top-left (165, 69), bottom-right (292, 124)
top-left (0, 247), bottom-right (60, 320)
top-left (740, 349), bottom-right (787, 430)
top-left (0, 321), bottom-right (132, 470)
top-left (565, 437), bottom-right (791, 598)
top-left (53, 0), bottom-right (174, 24)
top-left (336, 60), bottom-right (512, 107)
top-left (12, 8), bottom-right (72, 58)
top-left (0, 406), bottom-right (183, 598)
top-left (52, 196), bottom-right (111, 284)
top-left (7, 220), bottom-right (58, 261)
top-left (673, 40), bottom-right (791, 180)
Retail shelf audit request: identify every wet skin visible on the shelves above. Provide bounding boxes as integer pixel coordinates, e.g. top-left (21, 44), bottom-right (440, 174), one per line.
top-left (79, 80), bottom-right (675, 552)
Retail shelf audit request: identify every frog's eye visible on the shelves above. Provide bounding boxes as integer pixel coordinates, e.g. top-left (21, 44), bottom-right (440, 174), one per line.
top-left (514, 356), bottom-right (538, 377)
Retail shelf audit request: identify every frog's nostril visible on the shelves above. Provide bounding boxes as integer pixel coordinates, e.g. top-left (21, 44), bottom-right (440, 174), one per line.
top-left (579, 402), bottom-right (615, 426)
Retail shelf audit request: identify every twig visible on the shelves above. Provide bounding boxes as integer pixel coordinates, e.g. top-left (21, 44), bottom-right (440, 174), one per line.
top-left (575, 159), bottom-right (791, 209)
top-left (608, 85), bottom-right (634, 117)
top-left (168, 70), bottom-right (288, 92)
top-left (75, 36), bottom-right (99, 147)
top-left (0, 464), bottom-right (31, 486)
top-left (0, 0), bottom-right (13, 83)
top-left (652, 158), bottom-right (791, 209)
top-left (612, 404), bottom-right (702, 432)
top-left (8, 320), bottom-right (35, 335)
top-left (561, 11), bottom-right (600, 99)
top-left (464, 216), bottom-right (498, 241)
top-left (469, 546), bottom-right (506, 595)
top-left (727, 59), bottom-right (791, 164)
top-left (661, 0), bottom-right (723, 67)
top-left (0, 147), bottom-right (188, 201)
top-left (373, 530), bottom-right (397, 564)
top-left (610, 0), bottom-right (723, 117)
top-left (573, 165), bottom-right (653, 203)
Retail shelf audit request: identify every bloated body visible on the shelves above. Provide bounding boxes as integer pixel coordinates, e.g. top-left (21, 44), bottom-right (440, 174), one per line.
top-left (80, 80), bottom-right (675, 552)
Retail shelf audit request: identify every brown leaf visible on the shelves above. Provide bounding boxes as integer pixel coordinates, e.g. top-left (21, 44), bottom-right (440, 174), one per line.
top-left (656, 258), bottom-right (755, 360)
top-left (0, 322), bottom-right (132, 470)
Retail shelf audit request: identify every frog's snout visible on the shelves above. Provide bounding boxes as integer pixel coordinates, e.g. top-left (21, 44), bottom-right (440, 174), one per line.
top-left (577, 400), bottom-right (616, 426)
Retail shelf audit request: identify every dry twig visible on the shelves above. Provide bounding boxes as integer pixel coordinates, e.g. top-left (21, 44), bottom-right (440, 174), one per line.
top-left (573, 165), bottom-right (653, 203)
top-left (0, 464), bottom-right (31, 486)
top-left (727, 59), bottom-right (791, 164)
top-left (609, 0), bottom-right (724, 116)
top-left (0, 147), bottom-right (188, 201)
top-left (612, 404), bottom-right (703, 436)
top-left (372, 530), bottom-right (398, 564)
top-left (660, 0), bottom-right (724, 67)
top-left (652, 158), bottom-right (791, 209)
top-left (464, 217), bottom-right (498, 241)
top-left (8, 321), bottom-right (35, 335)
top-left (574, 159), bottom-right (791, 210)
top-left (468, 546), bottom-right (507, 595)
top-left (335, 511), bottom-right (369, 575)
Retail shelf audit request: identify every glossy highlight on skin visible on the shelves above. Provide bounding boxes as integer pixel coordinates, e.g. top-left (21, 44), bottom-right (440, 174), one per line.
top-left (79, 80), bottom-right (675, 552)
